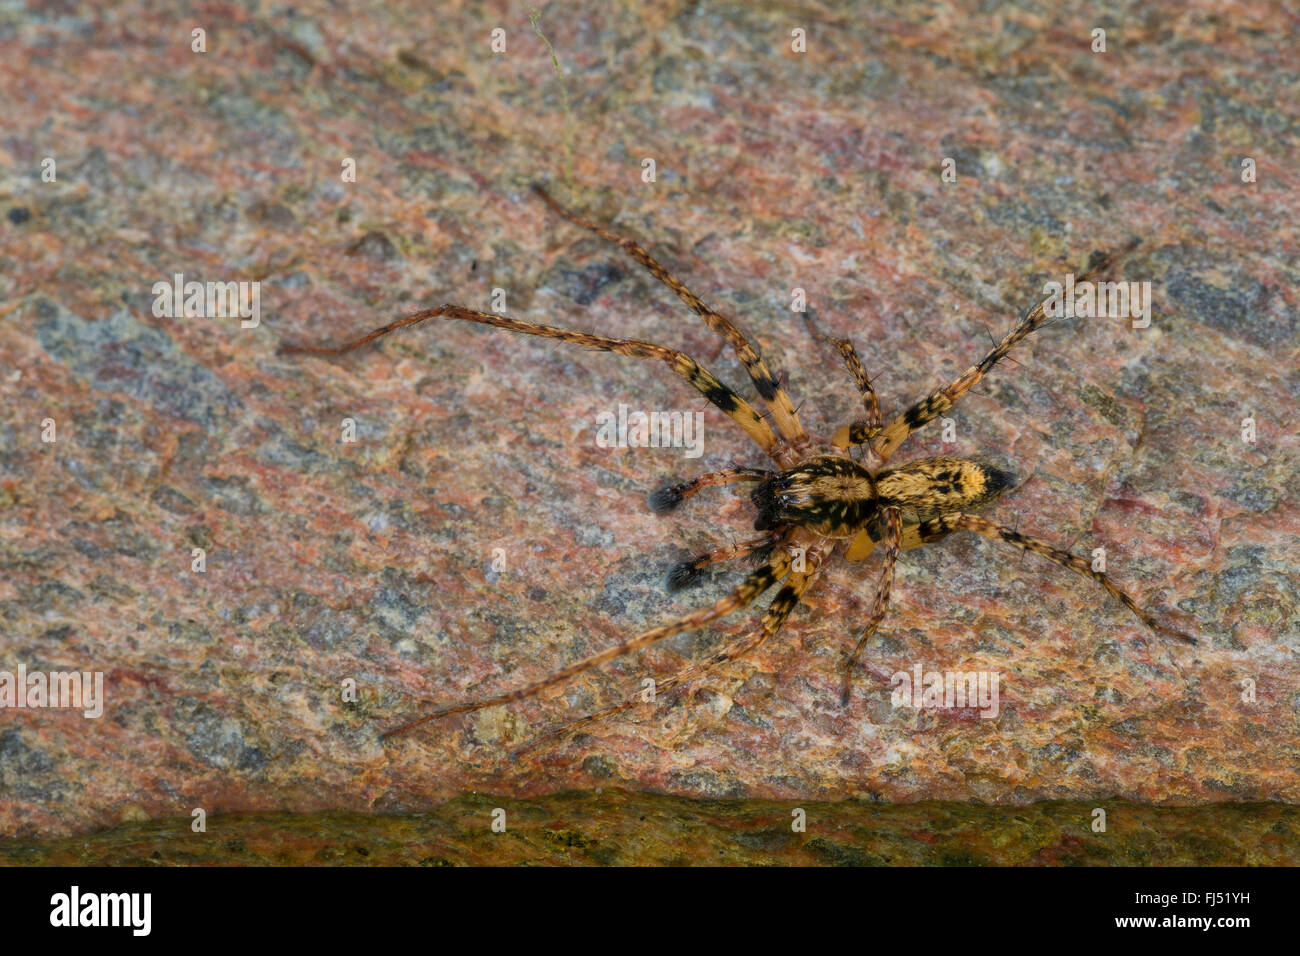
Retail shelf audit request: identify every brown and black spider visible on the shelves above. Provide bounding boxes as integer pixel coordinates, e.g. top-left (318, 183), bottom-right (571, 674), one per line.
top-left (282, 185), bottom-right (1194, 753)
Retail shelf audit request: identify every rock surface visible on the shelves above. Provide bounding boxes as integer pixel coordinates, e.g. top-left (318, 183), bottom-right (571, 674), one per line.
top-left (0, 0), bottom-right (1296, 844)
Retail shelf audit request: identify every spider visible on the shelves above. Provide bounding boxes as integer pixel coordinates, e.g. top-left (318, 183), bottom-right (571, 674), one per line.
top-left (282, 185), bottom-right (1194, 754)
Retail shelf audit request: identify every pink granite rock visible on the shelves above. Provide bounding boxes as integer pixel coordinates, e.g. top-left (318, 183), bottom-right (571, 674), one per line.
top-left (0, 0), bottom-right (1295, 841)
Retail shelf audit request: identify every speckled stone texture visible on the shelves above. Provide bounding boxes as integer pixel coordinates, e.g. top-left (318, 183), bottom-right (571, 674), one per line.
top-left (0, 0), bottom-right (1296, 849)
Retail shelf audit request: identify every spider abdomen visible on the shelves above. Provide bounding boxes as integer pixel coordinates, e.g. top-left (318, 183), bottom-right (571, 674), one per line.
top-left (752, 455), bottom-right (879, 537)
top-left (875, 456), bottom-right (1015, 522)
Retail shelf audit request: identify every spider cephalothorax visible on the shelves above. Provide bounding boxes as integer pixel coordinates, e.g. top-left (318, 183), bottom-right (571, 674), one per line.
top-left (283, 185), bottom-right (1194, 752)
top-left (751, 455), bottom-right (880, 536)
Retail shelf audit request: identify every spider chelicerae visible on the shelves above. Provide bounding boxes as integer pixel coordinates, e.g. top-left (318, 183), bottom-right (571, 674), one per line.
top-left (283, 185), bottom-right (1194, 754)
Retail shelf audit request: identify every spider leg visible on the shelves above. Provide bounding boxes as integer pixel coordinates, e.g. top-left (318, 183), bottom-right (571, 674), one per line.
top-left (648, 466), bottom-right (771, 513)
top-left (514, 540), bottom-right (833, 755)
top-left (666, 527), bottom-right (788, 591)
top-left (379, 542), bottom-right (797, 739)
top-left (853, 239), bottom-right (1142, 461)
top-left (841, 507), bottom-right (903, 704)
top-left (927, 513), bottom-right (1195, 644)
top-left (281, 304), bottom-right (783, 461)
top-left (844, 514), bottom-right (950, 561)
top-left (827, 337), bottom-right (881, 435)
top-left (533, 185), bottom-right (808, 453)
top-left (857, 301), bottom-right (1047, 461)
top-left (802, 314), bottom-right (881, 445)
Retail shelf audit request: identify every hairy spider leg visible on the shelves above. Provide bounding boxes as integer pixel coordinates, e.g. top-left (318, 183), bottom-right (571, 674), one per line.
top-left (844, 514), bottom-right (956, 561)
top-left (280, 304), bottom-right (783, 461)
top-left (379, 544), bottom-right (798, 739)
top-left (926, 513), bottom-right (1194, 644)
top-left (802, 313), bottom-right (881, 443)
top-left (666, 528), bottom-right (788, 591)
top-left (648, 466), bottom-right (772, 514)
top-left (827, 336), bottom-right (881, 432)
top-left (514, 540), bottom-right (833, 755)
top-left (841, 507), bottom-right (902, 704)
top-left (837, 239), bottom-right (1143, 461)
top-left (533, 185), bottom-right (807, 456)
